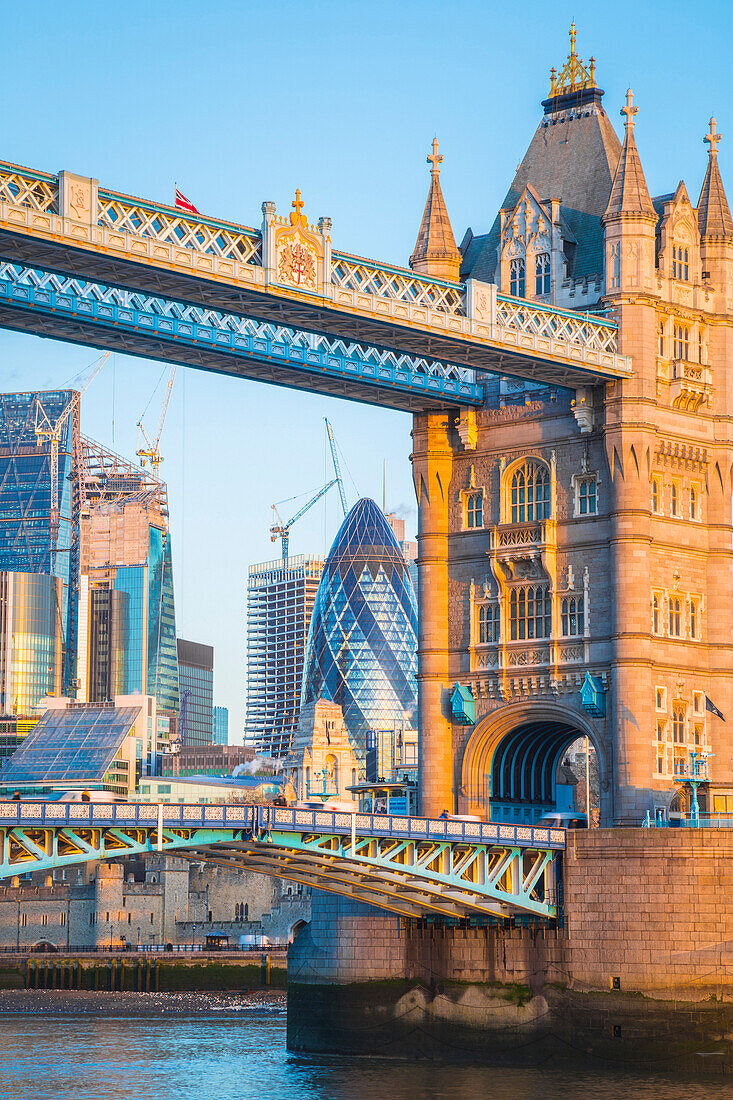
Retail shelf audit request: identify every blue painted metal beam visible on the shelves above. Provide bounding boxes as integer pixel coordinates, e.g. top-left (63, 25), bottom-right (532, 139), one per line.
top-left (0, 263), bottom-right (484, 411)
top-left (0, 803), bottom-right (564, 920)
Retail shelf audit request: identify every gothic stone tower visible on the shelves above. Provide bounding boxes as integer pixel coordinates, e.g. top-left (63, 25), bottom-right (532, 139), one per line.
top-left (410, 27), bottom-right (733, 825)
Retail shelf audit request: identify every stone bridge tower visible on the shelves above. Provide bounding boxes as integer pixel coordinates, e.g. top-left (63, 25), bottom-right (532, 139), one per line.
top-left (410, 28), bottom-right (733, 824)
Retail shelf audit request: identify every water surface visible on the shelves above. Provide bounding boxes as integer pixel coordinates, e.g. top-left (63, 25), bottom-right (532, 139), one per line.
top-left (0, 992), bottom-right (731, 1100)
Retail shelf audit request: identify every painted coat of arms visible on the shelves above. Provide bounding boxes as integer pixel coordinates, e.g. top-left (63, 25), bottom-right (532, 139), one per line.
top-left (277, 238), bottom-right (317, 289)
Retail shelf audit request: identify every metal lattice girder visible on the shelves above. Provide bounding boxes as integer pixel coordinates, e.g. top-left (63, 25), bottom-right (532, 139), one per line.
top-left (0, 803), bottom-right (564, 919)
top-left (0, 158), bottom-right (632, 387)
top-left (0, 263), bottom-right (482, 411)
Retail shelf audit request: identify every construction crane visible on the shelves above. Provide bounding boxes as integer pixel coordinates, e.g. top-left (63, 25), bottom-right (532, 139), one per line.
top-left (137, 365), bottom-right (176, 473)
top-left (325, 418), bottom-right (348, 518)
top-left (270, 480), bottom-right (339, 566)
top-left (34, 351), bottom-right (111, 548)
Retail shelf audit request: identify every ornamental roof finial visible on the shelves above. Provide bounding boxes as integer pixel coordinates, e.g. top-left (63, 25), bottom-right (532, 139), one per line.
top-left (427, 138), bottom-right (443, 177)
top-left (549, 23), bottom-right (597, 96)
top-left (621, 88), bottom-right (638, 133)
top-left (290, 188), bottom-right (306, 227)
top-left (705, 117), bottom-right (722, 158)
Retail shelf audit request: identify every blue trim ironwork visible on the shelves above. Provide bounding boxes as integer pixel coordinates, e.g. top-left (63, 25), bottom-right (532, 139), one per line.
top-left (0, 264), bottom-right (483, 410)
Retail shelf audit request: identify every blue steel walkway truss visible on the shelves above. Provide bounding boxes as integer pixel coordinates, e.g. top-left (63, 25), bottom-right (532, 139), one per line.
top-left (0, 264), bottom-right (483, 411)
top-left (0, 803), bottom-right (564, 921)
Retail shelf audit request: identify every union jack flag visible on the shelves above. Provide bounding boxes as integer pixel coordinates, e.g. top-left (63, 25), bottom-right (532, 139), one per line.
top-left (175, 187), bottom-right (199, 215)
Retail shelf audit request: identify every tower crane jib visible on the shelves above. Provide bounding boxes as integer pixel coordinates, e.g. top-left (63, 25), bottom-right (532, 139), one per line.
top-left (34, 351), bottom-right (111, 546)
top-left (325, 418), bottom-right (348, 518)
top-left (137, 366), bottom-right (177, 473)
top-left (270, 479), bottom-right (339, 566)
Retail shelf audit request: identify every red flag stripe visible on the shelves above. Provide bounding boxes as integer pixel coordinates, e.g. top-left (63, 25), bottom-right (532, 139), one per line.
top-left (175, 188), bottom-right (200, 215)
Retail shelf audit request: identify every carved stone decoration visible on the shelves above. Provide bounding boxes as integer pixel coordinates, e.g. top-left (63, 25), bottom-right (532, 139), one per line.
top-left (270, 189), bottom-right (324, 293)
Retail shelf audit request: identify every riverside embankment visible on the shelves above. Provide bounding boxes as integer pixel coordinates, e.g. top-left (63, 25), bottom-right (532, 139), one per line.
top-left (0, 950), bottom-right (286, 992)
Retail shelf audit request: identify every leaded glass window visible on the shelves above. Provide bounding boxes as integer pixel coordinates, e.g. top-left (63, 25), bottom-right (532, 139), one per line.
top-left (466, 493), bottom-right (483, 529)
top-left (478, 603), bottom-right (500, 643)
top-left (535, 252), bottom-right (551, 295)
top-left (509, 585), bottom-right (551, 641)
top-left (561, 596), bottom-right (585, 637)
top-left (510, 257), bottom-right (526, 297)
top-left (511, 462), bottom-right (550, 523)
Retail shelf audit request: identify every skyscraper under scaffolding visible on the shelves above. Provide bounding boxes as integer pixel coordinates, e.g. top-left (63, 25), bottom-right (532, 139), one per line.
top-left (76, 437), bottom-right (179, 749)
top-left (0, 390), bottom-right (79, 695)
top-left (245, 555), bottom-right (324, 758)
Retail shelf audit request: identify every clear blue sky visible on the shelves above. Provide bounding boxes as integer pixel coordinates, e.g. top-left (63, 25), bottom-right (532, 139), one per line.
top-left (1, 0), bottom-right (730, 740)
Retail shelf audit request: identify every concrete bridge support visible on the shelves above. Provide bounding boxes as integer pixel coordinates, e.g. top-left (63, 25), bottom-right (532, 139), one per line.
top-left (288, 830), bottom-right (733, 1071)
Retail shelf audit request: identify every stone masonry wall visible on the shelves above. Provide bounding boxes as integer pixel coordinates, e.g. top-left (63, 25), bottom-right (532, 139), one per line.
top-left (564, 828), bottom-right (733, 994)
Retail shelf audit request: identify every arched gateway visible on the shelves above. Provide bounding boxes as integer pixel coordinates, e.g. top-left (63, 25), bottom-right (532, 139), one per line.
top-left (460, 702), bottom-right (604, 825)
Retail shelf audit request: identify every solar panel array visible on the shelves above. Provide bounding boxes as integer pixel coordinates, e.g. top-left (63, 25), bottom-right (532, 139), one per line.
top-left (1, 706), bottom-right (141, 784)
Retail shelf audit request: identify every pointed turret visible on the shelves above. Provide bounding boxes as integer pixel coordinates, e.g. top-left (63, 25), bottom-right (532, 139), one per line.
top-left (602, 90), bottom-right (657, 299)
top-left (697, 117), bottom-right (733, 239)
top-left (409, 140), bottom-right (462, 282)
top-left (603, 90), bottom-right (656, 221)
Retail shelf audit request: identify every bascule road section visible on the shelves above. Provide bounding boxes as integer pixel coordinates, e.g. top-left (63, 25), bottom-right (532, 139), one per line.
top-left (0, 161), bottom-right (630, 407)
top-left (0, 802), bottom-right (564, 922)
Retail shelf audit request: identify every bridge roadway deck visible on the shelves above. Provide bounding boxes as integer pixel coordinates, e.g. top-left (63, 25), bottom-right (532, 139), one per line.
top-left (0, 159), bottom-right (632, 398)
top-left (0, 803), bottom-right (565, 921)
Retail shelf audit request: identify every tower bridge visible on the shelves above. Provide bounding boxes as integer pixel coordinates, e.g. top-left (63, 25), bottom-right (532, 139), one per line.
top-left (0, 159), bottom-right (629, 404)
top-left (0, 23), bottom-right (732, 852)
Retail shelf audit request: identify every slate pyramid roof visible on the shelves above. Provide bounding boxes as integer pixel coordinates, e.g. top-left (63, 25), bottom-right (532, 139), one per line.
top-left (697, 118), bottom-right (733, 239)
top-left (461, 88), bottom-right (622, 284)
top-left (410, 140), bottom-right (461, 274)
top-left (603, 91), bottom-right (655, 220)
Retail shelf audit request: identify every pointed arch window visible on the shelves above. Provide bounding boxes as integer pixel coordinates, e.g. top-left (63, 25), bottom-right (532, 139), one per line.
top-left (668, 596), bottom-right (682, 637)
top-left (511, 462), bottom-right (551, 523)
top-left (510, 257), bottom-right (526, 297)
top-left (535, 252), bottom-right (551, 296)
top-left (478, 603), bottom-right (500, 644)
top-left (561, 597), bottom-right (585, 637)
top-left (652, 593), bottom-right (661, 635)
top-left (672, 245), bottom-right (689, 281)
top-left (658, 319), bottom-right (665, 356)
top-left (673, 323), bottom-right (689, 360)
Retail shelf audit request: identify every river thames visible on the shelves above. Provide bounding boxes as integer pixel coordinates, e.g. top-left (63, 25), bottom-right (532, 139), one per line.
top-left (1, 991), bottom-right (733, 1100)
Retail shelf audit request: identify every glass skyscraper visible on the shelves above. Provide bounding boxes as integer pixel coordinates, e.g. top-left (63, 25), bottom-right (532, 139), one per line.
top-left (177, 639), bottom-right (214, 747)
top-left (0, 390), bottom-right (78, 692)
top-left (0, 571), bottom-right (64, 713)
top-left (213, 706), bottom-right (229, 745)
top-left (301, 499), bottom-right (417, 774)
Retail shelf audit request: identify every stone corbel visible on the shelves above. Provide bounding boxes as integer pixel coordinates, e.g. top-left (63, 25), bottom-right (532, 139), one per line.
top-left (572, 387), bottom-right (595, 433)
top-left (456, 408), bottom-right (478, 451)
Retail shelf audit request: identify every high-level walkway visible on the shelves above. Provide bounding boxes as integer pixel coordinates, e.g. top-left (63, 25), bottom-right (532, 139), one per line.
top-left (0, 161), bottom-right (631, 406)
top-left (0, 802), bottom-right (564, 921)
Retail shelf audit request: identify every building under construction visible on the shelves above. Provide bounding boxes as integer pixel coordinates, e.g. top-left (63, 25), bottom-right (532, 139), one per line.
top-left (0, 390), bottom-right (79, 697)
top-left (76, 436), bottom-right (179, 750)
top-left (245, 554), bottom-right (324, 758)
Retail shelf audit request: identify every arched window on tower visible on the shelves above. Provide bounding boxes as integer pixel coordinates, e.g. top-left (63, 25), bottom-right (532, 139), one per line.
top-left (673, 323), bottom-right (689, 360)
top-left (561, 597), bottom-right (585, 637)
top-left (652, 593), bottom-right (661, 635)
top-left (668, 596), bottom-right (682, 637)
top-left (478, 603), bottom-right (500, 644)
top-left (510, 257), bottom-right (526, 297)
top-left (510, 462), bottom-right (551, 524)
top-left (535, 252), bottom-right (551, 296)
top-left (672, 245), bottom-right (689, 281)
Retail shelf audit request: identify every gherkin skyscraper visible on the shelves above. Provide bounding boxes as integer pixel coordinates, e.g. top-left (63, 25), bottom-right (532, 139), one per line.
top-left (301, 498), bottom-right (417, 772)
